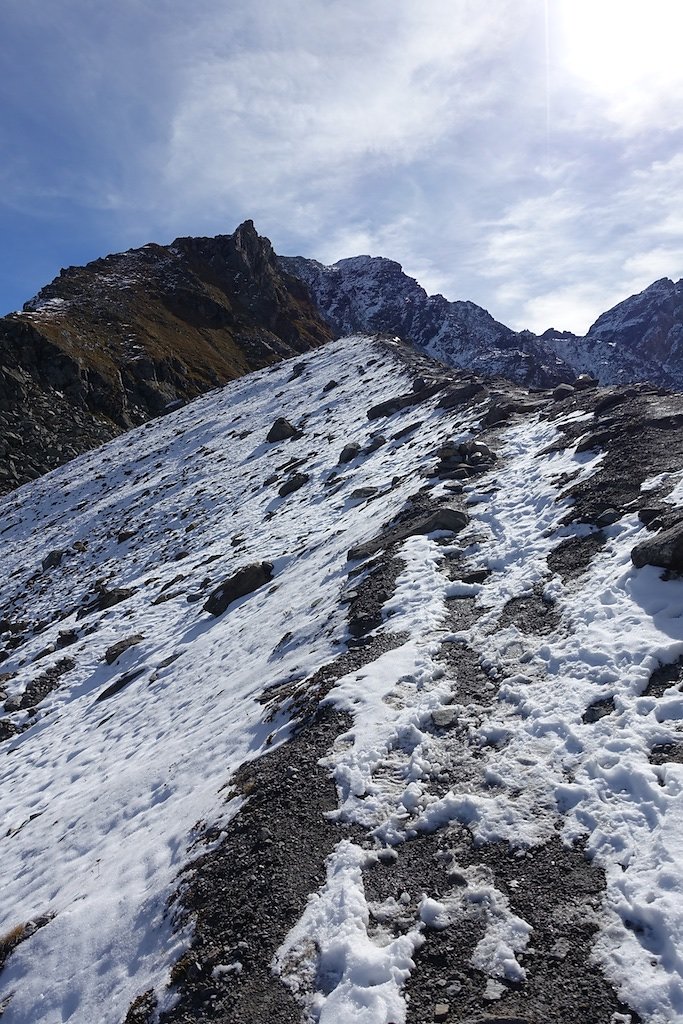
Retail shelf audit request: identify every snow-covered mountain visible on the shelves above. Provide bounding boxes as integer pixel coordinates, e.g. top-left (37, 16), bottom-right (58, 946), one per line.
top-left (546, 277), bottom-right (683, 389)
top-left (280, 255), bottom-right (683, 393)
top-left (279, 254), bottom-right (574, 388)
top-left (3, 334), bottom-right (683, 1023)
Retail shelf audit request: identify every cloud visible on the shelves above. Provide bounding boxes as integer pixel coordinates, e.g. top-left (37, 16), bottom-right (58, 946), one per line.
top-left (0, 0), bottom-right (680, 334)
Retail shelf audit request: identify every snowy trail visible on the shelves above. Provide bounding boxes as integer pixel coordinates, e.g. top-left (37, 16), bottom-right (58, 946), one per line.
top-left (2, 335), bottom-right (683, 1022)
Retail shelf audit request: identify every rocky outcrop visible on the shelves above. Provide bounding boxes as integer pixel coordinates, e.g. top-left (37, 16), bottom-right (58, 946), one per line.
top-left (0, 221), bottom-right (332, 494)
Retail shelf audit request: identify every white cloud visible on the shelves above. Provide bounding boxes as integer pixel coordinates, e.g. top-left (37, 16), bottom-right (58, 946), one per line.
top-left (0, 0), bottom-right (681, 334)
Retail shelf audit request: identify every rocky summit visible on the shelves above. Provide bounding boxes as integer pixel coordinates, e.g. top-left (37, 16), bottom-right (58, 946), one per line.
top-left (2, 328), bottom-right (683, 1024)
top-left (0, 221), bottom-right (331, 493)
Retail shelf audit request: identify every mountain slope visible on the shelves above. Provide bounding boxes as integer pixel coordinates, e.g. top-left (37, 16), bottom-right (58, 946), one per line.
top-left (546, 277), bottom-right (683, 388)
top-left (0, 221), bottom-right (331, 493)
top-left (279, 254), bottom-right (574, 388)
top-left (3, 337), bottom-right (683, 1023)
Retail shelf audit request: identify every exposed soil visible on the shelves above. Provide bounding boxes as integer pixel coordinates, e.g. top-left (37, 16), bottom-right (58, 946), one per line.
top-left (547, 532), bottom-right (607, 583)
top-left (497, 588), bottom-right (561, 636)
top-left (401, 830), bottom-right (640, 1024)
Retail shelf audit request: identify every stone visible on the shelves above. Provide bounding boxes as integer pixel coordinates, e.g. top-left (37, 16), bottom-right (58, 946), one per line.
top-left (414, 507), bottom-right (469, 534)
top-left (552, 383), bottom-right (575, 401)
top-left (204, 562), bottom-right (274, 616)
top-left (433, 1003), bottom-right (450, 1022)
top-left (632, 522), bottom-right (683, 571)
top-left (3, 694), bottom-right (22, 713)
top-left (266, 418), bottom-right (300, 442)
top-left (42, 549), bottom-right (65, 570)
top-left (595, 507), bottom-right (620, 527)
top-left (366, 381), bottom-right (443, 420)
top-left (436, 381), bottom-right (487, 409)
top-left (105, 634), bottom-right (144, 665)
top-left (57, 629), bottom-right (78, 648)
top-left (278, 472), bottom-right (309, 497)
top-left (338, 443), bottom-right (361, 464)
top-left (573, 373), bottom-right (598, 390)
top-left (638, 506), bottom-right (665, 527)
top-left (594, 392), bottom-right (628, 416)
top-left (77, 582), bottom-right (136, 619)
top-left (364, 434), bottom-right (386, 454)
top-left (431, 706), bottom-right (459, 728)
top-left (348, 505), bottom-right (469, 560)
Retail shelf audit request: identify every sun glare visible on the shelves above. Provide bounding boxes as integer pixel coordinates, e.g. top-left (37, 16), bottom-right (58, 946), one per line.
top-left (558, 0), bottom-right (683, 96)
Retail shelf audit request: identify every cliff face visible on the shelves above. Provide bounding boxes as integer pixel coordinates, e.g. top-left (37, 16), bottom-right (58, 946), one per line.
top-left (0, 221), bottom-right (332, 492)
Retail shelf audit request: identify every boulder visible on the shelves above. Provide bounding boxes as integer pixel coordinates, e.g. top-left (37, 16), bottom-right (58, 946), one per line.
top-left (632, 523), bottom-right (683, 571)
top-left (573, 373), bottom-right (598, 390)
top-left (413, 507), bottom-right (469, 534)
top-left (203, 561), bottom-right (274, 616)
top-left (105, 634), bottom-right (144, 665)
top-left (348, 505), bottom-right (469, 560)
top-left (338, 443), bottom-right (361, 464)
top-left (42, 549), bottom-right (65, 570)
top-left (552, 384), bottom-right (575, 401)
top-left (266, 418), bottom-right (300, 442)
top-left (278, 472), bottom-right (309, 497)
top-left (364, 434), bottom-right (386, 455)
top-left (436, 382), bottom-right (487, 409)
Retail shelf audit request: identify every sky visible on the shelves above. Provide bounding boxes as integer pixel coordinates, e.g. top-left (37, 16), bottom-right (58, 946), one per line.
top-left (0, 0), bottom-right (681, 333)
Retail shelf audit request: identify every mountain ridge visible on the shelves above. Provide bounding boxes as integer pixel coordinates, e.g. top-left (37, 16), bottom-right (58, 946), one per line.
top-left (3, 334), bottom-right (683, 1022)
top-left (0, 220), bottom-right (682, 497)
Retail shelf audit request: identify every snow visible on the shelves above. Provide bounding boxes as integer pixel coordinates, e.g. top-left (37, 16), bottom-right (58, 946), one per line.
top-left (274, 840), bottom-right (422, 1024)
top-left (2, 333), bottom-right (683, 1022)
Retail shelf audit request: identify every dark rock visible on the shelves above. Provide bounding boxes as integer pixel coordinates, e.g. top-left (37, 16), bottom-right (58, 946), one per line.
top-left (338, 443), bottom-right (361, 464)
top-left (367, 381), bottom-right (444, 421)
top-left (278, 472), bottom-right (309, 497)
top-left (41, 549), bottom-right (65, 570)
top-left (436, 382), bottom-right (487, 409)
top-left (203, 562), bottom-right (274, 616)
top-left (57, 629), bottom-right (79, 648)
top-left (552, 383), bottom-right (575, 401)
top-left (632, 522), bottom-right (683, 571)
top-left (639, 506), bottom-right (665, 527)
top-left (348, 505), bottom-right (469, 560)
top-left (117, 529), bottom-right (137, 544)
top-left (595, 508), bottom-right (620, 527)
top-left (594, 392), bottom-right (628, 416)
top-left (582, 697), bottom-right (615, 723)
top-left (415, 508), bottom-right (469, 534)
top-left (322, 379), bottom-right (338, 393)
top-left (573, 373), bottom-right (598, 390)
top-left (77, 582), bottom-right (136, 619)
top-left (0, 718), bottom-right (22, 741)
top-left (364, 434), bottom-right (386, 454)
top-left (105, 634), bottom-right (144, 665)
top-left (20, 657), bottom-right (75, 709)
top-left (266, 418), bottom-right (300, 442)
top-left (95, 668), bottom-right (146, 702)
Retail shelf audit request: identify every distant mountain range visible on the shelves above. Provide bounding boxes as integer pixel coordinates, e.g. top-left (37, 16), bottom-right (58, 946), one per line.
top-left (280, 254), bottom-right (683, 390)
top-left (0, 219), bottom-right (681, 492)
